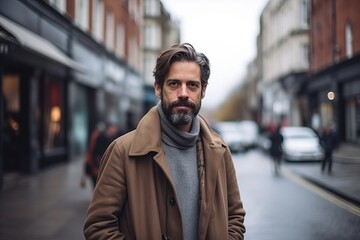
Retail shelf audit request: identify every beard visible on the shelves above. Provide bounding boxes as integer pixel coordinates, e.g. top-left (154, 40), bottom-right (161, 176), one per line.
top-left (161, 98), bottom-right (201, 127)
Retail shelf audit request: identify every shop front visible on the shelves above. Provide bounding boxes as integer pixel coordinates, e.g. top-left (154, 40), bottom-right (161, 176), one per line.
top-left (0, 12), bottom-right (77, 187)
top-left (305, 55), bottom-right (360, 145)
top-left (344, 80), bottom-right (360, 143)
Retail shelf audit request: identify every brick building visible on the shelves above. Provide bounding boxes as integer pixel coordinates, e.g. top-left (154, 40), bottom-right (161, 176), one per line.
top-left (306, 0), bottom-right (360, 144)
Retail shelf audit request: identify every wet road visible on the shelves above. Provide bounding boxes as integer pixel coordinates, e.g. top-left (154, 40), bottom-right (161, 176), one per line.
top-left (1, 151), bottom-right (359, 239)
top-left (0, 159), bottom-right (93, 240)
top-left (234, 150), bottom-right (360, 240)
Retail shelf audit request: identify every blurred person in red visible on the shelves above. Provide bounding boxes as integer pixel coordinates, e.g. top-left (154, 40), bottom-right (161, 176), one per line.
top-left (83, 122), bottom-right (106, 188)
top-left (83, 121), bottom-right (122, 188)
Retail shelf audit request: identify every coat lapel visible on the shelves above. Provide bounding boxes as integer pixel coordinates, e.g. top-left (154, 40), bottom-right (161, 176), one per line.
top-left (128, 106), bottom-right (173, 181)
top-left (197, 117), bottom-right (227, 238)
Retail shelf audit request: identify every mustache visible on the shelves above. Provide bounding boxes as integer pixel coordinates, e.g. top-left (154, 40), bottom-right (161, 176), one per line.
top-left (170, 99), bottom-right (195, 109)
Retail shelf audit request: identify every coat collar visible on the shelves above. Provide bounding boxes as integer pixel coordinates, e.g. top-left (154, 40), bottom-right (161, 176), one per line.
top-left (129, 106), bottom-right (163, 156)
top-left (129, 106), bottom-right (226, 157)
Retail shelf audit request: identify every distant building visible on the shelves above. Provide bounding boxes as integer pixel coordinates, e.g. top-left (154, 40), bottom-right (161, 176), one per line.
top-left (306, 0), bottom-right (360, 144)
top-left (258, 0), bottom-right (310, 127)
top-left (143, 0), bottom-right (180, 113)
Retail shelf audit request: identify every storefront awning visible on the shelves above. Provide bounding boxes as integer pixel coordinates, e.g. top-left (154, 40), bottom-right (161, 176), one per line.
top-left (0, 15), bottom-right (83, 72)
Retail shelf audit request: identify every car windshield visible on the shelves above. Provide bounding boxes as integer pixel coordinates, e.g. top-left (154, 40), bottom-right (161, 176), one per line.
top-left (282, 128), bottom-right (316, 139)
top-left (286, 134), bottom-right (313, 139)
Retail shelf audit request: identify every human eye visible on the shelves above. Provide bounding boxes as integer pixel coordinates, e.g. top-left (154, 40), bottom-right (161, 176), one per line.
top-left (168, 80), bottom-right (180, 88)
top-left (188, 81), bottom-right (200, 90)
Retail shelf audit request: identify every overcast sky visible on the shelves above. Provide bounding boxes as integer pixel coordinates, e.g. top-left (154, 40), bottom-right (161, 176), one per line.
top-left (161, 0), bottom-right (269, 110)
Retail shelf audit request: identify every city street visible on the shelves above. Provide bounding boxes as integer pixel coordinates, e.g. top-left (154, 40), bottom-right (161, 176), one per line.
top-left (1, 1), bottom-right (360, 239)
top-left (235, 150), bottom-right (360, 240)
top-left (0, 150), bottom-right (359, 239)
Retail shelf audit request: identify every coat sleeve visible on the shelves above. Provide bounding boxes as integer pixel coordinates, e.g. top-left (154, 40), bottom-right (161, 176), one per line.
top-left (225, 149), bottom-right (246, 239)
top-left (83, 140), bottom-right (127, 240)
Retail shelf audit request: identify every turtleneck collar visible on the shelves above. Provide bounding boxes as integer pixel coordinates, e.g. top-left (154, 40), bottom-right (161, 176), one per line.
top-left (157, 102), bottom-right (200, 148)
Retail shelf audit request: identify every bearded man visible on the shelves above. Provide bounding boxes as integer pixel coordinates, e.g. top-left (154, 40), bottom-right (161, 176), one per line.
top-left (84, 43), bottom-right (246, 240)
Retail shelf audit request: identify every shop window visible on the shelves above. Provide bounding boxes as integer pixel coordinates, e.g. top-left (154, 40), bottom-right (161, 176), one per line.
top-left (43, 77), bottom-right (65, 152)
top-left (320, 102), bottom-right (333, 129)
top-left (71, 84), bottom-right (88, 155)
top-left (2, 74), bottom-right (21, 171)
top-left (346, 97), bottom-right (360, 143)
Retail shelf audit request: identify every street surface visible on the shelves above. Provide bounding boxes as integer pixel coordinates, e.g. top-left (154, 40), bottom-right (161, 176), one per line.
top-left (235, 150), bottom-right (360, 240)
top-left (0, 159), bottom-right (93, 240)
top-left (0, 150), bottom-right (359, 239)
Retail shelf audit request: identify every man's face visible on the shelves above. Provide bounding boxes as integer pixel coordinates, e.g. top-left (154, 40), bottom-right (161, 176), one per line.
top-left (155, 61), bottom-right (207, 132)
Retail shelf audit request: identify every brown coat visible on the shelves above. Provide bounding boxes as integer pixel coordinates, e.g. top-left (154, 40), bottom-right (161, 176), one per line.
top-left (84, 107), bottom-right (246, 240)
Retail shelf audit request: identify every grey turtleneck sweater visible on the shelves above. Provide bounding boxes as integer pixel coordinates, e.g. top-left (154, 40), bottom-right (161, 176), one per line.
top-left (157, 103), bottom-right (199, 240)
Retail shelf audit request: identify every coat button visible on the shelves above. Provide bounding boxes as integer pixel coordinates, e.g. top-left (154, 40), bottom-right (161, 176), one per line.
top-left (169, 197), bottom-right (176, 206)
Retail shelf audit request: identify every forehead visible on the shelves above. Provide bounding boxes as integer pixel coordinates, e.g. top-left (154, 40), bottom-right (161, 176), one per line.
top-left (166, 61), bottom-right (201, 81)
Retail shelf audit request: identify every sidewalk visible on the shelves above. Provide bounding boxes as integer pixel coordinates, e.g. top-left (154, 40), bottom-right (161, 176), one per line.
top-left (0, 157), bottom-right (93, 240)
top-left (285, 144), bottom-right (360, 206)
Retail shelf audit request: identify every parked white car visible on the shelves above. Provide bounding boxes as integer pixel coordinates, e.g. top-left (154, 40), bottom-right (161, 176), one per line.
top-left (281, 126), bottom-right (324, 161)
top-left (212, 121), bottom-right (245, 153)
top-left (238, 120), bottom-right (259, 150)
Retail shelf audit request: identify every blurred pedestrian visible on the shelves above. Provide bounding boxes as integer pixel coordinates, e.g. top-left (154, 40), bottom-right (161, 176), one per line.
top-left (82, 122), bottom-right (106, 188)
top-left (320, 123), bottom-right (336, 174)
top-left (269, 124), bottom-right (284, 175)
top-left (267, 119), bottom-right (275, 135)
top-left (83, 121), bottom-right (123, 188)
top-left (84, 43), bottom-right (246, 239)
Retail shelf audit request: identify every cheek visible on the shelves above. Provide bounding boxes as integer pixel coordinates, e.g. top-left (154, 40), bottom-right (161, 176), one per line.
top-left (163, 89), bottom-right (177, 99)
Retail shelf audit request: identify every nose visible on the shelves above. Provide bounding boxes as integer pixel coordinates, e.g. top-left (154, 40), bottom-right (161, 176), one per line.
top-left (178, 83), bottom-right (189, 98)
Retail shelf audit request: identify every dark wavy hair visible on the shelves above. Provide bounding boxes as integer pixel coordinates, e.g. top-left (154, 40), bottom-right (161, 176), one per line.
top-left (153, 43), bottom-right (210, 88)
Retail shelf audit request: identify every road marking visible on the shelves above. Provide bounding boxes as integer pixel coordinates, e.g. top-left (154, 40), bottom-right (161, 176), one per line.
top-left (281, 168), bottom-right (360, 217)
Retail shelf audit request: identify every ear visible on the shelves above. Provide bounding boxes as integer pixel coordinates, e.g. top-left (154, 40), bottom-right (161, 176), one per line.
top-left (154, 82), bottom-right (161, 99)
top-left (201, 84), bottom-right (207, 99)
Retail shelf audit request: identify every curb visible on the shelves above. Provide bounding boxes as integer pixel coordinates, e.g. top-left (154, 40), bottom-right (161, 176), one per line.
top-left (333, 155), bottom-right (360, 164)
top-left (299, 174), bottom-right (360, 207)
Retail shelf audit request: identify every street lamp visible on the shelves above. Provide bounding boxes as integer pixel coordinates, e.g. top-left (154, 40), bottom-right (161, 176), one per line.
top-left (327, 91), bottom-right (335, 101)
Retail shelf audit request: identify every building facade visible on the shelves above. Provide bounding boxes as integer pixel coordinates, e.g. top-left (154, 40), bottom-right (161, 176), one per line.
top-left (0, 0), bottom-right (143, 189)
top-left (142, 0), bottom-right (180, 113)
top-left (306, 0), bottom-right (360, 144)
top-left (258, 0), bottom-right (310, 128)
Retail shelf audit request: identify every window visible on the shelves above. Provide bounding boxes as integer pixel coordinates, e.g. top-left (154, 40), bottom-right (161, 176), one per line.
top-left (144, 0), bottom-right (160, 16)
top-left (49, 0), bottom-right (66, 13)
top-left (92, 0), bottom-right (104, 41)
top-left (301, 0), bottom-right (309, 28)
top-left (346, 22), bottom-right (353, 58)
top-left (115, 23), bottom-right (126, 58)
top-left (129, 0), bottom-right (141, 24)
top-left (105, 11), bottom-right (115, 50)
top-left (128, 36), bottom-right (139, 68)
top-left (144, 55), bottom-right (156, 84)
top-left (43, 77), bottom-right (65, 151)
top-left (143, 23), bottom-right (161, 49)
top-left (75, 0), bottom-right (89, 30)
top-left (2, 74), bottom-right (21, 171)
